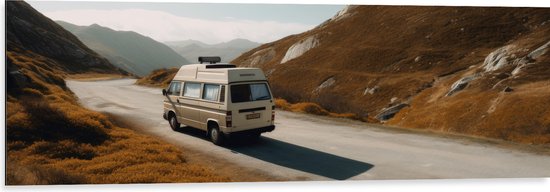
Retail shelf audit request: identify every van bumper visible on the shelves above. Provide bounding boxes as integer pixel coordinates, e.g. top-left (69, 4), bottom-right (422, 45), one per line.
top-left (226, 125), bottom-right (275, 136)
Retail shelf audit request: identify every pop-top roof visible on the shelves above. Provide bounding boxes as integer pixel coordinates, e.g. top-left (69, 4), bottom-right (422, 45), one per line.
top-left (172, 64), bottom-right (267, 84)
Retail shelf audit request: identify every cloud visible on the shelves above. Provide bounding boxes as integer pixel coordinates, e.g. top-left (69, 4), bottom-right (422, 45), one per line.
top-left (43, 9), bottom-right (315, 44)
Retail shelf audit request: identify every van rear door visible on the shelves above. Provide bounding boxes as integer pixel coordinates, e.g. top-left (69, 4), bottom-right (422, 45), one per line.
top-left (229, 82), bottom-right (273, 130)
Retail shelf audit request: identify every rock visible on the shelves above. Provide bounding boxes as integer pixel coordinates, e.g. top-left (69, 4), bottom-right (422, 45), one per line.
top-left (527, 40), bottom-right (550, 60)
top-left (503, 86), bottom-right (514, 92)
top-left (481, 45), bottom-right (516, 72)
top-left (446, 74), bottom-right (478, 96)
top-left (313, 77), bottom-right (336, 93)
top-left (281, 35), bottom-right (319, 64)
top-left (6, 62), bottom-right (29, 91)
top-left (265, 69), bottom-right (276, 77)
top-left (376, 103), bottom-right (409, 121)
top-left (249, 47), bottom-right (276, 67)
top-left (390, 97), bottom-right (398, 103)
top-left (363, 85), bottom-right (379, 95)
top-left (495, 73), bottom-right (510, 79)
top-left (414, 56), bottom-right (421, 62)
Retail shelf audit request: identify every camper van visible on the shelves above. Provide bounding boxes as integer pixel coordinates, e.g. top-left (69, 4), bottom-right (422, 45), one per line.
top-left (162, 57), bottom-right (275, 145)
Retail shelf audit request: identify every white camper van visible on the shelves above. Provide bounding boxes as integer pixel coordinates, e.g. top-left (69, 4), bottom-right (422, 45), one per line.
top-left (162, 57), bottom-right (275, 145)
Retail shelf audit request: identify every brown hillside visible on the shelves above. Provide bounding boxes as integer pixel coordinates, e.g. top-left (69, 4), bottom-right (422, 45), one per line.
top-left (135, 68), bottom-right (178, 88)
top-left (232, 5), bottom-right (550, 144)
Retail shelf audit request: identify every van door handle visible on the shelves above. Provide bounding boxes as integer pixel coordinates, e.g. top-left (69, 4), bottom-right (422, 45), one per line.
top-left (177, 99), bottom-right (180, 103)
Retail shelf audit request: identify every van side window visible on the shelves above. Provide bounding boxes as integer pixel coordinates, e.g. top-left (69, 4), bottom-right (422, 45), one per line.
top-left (167, 81), bottom-right (181, 96)
top-left (219, 85), bottom-right (225, 103)
top-left (202, 84), bottom-right (220, 101)
top-left (183, 82), bottom-right (201, 98)
top-left (231, 83), bottom-right (271, 103)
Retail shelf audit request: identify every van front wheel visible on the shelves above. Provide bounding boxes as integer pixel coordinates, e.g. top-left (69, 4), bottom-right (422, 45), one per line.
top-left (169, 114), bottom-right (180, 131)
top-left (209, 125), bottom-right (225, 146)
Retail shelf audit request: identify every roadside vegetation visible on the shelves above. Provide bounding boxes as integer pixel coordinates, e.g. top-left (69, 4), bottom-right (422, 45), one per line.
top-left (274, 98), bottom-right (379, 123)
top-left (6, 51), bottom-right (265, 184)
top-left (135, 68), bottom-right (178, 88)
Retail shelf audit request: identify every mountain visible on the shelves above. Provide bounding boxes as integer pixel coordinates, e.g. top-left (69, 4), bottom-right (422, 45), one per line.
top-left (164, 39), bottom-right (209, 48)
top-left (165, 39), bottom-right (260, 63)
top-left (6, 2), bottom-right (122, 75)
top-left (232, 5), bottom-right (550, 144)
top-left (57, 21), bottom-right (190, 76)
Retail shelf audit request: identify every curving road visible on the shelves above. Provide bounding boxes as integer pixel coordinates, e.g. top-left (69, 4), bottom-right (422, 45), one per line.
top-left (67, 78), bottom-right (550, 180)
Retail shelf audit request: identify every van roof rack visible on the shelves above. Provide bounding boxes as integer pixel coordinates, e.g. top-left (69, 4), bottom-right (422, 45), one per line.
top-left (205, 64), bottom-right (236, 68)
top-left (199, 56), bottom-right (221, 64)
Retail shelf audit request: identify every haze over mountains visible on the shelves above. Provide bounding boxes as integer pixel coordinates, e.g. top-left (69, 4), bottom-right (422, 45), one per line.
top-left (233, 5), bottom-right (550, 144)
top-left (165, 39), bottom-right (260, 63)
top-left (57, 21), bottom-right (190, 76)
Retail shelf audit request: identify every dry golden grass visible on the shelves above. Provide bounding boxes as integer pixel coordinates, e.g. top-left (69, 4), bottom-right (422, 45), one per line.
top-left (66, 73), bottom-right (131, 81)
top-left (135, 68), bottom-right (178, 87)
top-left (275, 98), bottom-right (378, 123)
top-left (6, 50), bottom-right (263, 185)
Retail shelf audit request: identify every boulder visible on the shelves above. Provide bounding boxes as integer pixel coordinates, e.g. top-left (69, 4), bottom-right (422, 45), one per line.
top-left (446, 74), bottom-right (478, 96)
top-left (313, 77), bottom-right (336, 93)
top-left (376, 103), bottom-right (409, 121)
top-left (281, 35), bottom-right (319, 64)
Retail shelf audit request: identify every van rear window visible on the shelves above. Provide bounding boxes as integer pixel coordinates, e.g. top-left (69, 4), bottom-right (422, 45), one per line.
top-left (231, 83), bottom-right (271, 103)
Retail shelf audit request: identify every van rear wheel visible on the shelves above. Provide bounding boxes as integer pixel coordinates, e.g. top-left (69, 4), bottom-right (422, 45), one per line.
top-left (169, 114), bottom-right (180, 131)
top-left (209, 125), bottom-right (225, 146)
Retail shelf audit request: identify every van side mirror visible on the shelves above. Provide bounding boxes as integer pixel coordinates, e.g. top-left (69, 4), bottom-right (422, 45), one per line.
top-left (162, 89), bottom-right (167, 96)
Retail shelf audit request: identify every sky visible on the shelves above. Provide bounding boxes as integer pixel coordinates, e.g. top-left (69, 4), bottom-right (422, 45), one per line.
top-left (28, 1), bottom-right (345, 44)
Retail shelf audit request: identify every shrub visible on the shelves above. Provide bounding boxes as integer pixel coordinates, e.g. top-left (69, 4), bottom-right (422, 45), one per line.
top-left (274, 98), bottom-right (291, 110)
top-left (290, 102), bottom-right (330, 116)
top-left (27, 140), bottom-right (96, 160)
top-left (7, 99), bottom-right (109, 145)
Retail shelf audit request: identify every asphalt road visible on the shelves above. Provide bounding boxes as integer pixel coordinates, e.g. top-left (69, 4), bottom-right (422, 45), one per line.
top-left (67, 78), bottom-right (550, 180)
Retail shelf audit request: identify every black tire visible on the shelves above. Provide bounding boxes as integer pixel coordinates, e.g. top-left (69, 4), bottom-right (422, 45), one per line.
top-left (169, 114), bottom-right (180, 131)
top-left (208, 124), bottom-right (225, 146)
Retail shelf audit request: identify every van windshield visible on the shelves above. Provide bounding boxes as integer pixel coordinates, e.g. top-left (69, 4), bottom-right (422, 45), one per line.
top-left (231, 83), bottom-right (271, 103)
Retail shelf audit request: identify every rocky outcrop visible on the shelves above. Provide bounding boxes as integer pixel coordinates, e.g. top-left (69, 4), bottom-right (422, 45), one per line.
top-left (513, 40), bottom-right (550, 75)
top-left (313, 76), bottom-right (335, 93)
top-left (481, 45), bottom-right (517, 72)
top-left (376, 103), bottom-right (409, 121)
top-left (527, 40), bottom-right (550, 60)
top-left (250, 47), bottom-right (276, 67)
top-left (446, 74), bottom-right (479, 96)
top-left (363, 86), bottom-right (379, 95)
top-left (281, 35), bottom-right (319, 64)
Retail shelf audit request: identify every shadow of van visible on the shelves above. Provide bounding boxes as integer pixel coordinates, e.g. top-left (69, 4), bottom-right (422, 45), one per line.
top-left (175, 126), bottom-right (374, 180)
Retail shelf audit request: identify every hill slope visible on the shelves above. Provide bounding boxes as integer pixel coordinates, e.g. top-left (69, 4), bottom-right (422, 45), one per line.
top-left (6, 3), bottom-right (122, 75)
top-left (57, 21), bottom-right (190, 76)
top-left (232, 5), bottom-right (550, 144)
top-left (166, 39), bottom-right (260, 63)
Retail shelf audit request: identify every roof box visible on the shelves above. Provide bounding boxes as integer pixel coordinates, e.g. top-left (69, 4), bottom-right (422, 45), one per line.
top-left (198, 56), bottom-right (221, 64)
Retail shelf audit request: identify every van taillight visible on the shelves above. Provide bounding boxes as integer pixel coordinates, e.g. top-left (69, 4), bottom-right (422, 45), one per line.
top-left (271, 106), bottom-right (275, 122)
top-left (226, 111), bottom-right (232, 127)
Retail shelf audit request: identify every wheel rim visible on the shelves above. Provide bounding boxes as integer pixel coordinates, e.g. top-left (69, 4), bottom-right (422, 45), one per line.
top-left (211, 128), bottom-right (218, 141)
top-left (170, 116), bottom-right (176, 128)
